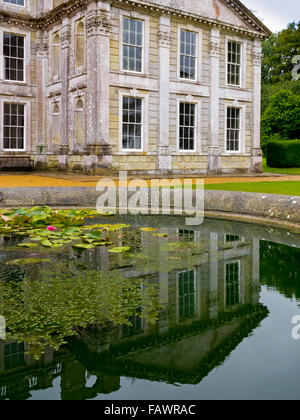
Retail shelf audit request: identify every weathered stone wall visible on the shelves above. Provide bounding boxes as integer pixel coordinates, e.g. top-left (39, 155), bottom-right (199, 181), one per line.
top-left (0, 0), bottom-right (269, 175)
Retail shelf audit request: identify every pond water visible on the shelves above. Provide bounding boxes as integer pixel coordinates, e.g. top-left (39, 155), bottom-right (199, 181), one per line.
top-left (0, 215), bottom-right (300, 400)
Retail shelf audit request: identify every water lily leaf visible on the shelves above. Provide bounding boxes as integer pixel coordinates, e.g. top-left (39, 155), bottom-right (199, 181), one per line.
top-left (108, 246), bottom-right (131, 254)
top-left (72, 243), bottom-right (95, 250)
top-left (41, 240), bottom-right (53, 247)
top-left (87, 231), bottom-right (102, 240)
top-left (17, 243), bottom-right (38, 248)
top-left (6, 258), bottom-right (51, 265)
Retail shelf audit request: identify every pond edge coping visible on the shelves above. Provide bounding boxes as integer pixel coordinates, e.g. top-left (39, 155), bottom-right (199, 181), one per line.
top-left (0, 187), bottom-right (300, 231)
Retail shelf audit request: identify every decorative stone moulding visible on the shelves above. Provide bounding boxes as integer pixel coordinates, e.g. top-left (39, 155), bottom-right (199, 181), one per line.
top-left (85, 14), bottom-right (111, 37)
top-left (252, 51), bottom-right (263, 66)
top-left (209, 41), bottom-right (221, 57)
top-left (84, 143), bottom-right (112, 156)
top-left (60, 28), bottom-right (72, 49)
top-left (35, 40), bottom-right (49, 58)
top-left (59, 144), bottom-right (70, 155)
top-left (0, 0), bottom-right (271, 40)
top-left (35, 145), bottom-right (48, 154)
top-left (158, 145), bottom-right (171, 156)
top-left (158, 30), bottom-right (171, 48)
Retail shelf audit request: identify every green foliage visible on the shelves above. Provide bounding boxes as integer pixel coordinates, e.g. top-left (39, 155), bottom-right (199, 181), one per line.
top-left (262, 21), bottom-right (300, 84)
top-left (0, 267), bottom-right (159, 359)
top-left (266, 140), bottom-right (300, 168)
top-left (261, 90), bottom-right (300, 153)
top-left (261, 80), bottom-right (300, 114)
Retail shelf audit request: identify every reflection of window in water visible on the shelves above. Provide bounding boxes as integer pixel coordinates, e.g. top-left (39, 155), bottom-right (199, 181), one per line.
top-left (225, 261), bottom-right (240, 306)
top-left (178, 229), bottom-right (195, 242)
top-left (178, 270), bottom-right (196, 322)
top-left (122, 315), bottom-right (143, 338)
top-left (225, 234), bottom-right (240, 243)
top-left (4, 342), bottom-right (25, 371)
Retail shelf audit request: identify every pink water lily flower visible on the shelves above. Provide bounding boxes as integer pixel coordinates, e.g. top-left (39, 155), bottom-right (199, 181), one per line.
top-left (47, 226), bottom-right (57, 231)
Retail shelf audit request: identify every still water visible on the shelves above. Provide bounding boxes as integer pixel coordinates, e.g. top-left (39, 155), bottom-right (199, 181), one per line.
top-left (0, 216), bottom-right (300, 400)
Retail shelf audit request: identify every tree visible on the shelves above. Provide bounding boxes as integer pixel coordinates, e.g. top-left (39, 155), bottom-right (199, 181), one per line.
top-left (262, 21), bottom-right (300, 84)
top-left (261, 90), bottom-right (300, 151)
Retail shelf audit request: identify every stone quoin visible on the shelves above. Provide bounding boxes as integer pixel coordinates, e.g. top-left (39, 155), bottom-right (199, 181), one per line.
top-left (0, 0), bottom-right (271, 175)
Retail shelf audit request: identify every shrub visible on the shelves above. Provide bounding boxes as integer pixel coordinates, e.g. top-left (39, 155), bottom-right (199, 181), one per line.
top-left (267, 140), bottom-right (300, 168)
top-left (261, 90), bottom-right (300, 144)
top-left (261, 133), bottom-right (288, 156)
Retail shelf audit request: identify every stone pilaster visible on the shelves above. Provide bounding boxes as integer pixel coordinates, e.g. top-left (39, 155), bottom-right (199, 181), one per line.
top-left (35, 31), bottom-right (48, 151)
top-left (209, 232), bottom-right (219, 319)
top-left (251, 238), bottom-right (260, 304)
top-left (86, 0), bottom-right (112, 168)
top-left (157, 15), bottom-right (171, 173)
top-left (60, 18), bottom-right (71, 149)
top-left (35, 31), bottom-right (48, 169)
top-left (251, 39), bottom-right (263, 173)
top-left (208, 29), bottom-right (221, 174)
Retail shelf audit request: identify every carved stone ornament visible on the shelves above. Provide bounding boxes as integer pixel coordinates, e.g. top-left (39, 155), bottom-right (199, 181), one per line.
top-left (61, 28), bottom-right (71, 49)
top-left (209, 41), bottom-right (221, 58)
top-left (85, 13), bottom-right (111, 37)
top-left (158, 30), bottom-right (171, 48)
top-left (36, 40), bottom-right (49, 58)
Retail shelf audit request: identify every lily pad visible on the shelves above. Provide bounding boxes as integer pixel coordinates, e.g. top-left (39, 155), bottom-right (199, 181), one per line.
top-left (17, 243), bottom-right (38, 248)
top-left (108, 246), bottom-right (131, 254)
top-left (6, 258), bottom-right (51, 265)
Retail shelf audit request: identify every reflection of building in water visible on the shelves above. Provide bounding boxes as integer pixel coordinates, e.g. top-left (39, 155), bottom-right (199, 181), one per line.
top-left (0, 228), bottom-right (267, 399)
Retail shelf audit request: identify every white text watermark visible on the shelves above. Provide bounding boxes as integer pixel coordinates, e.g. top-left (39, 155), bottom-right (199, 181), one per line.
top-left (96, 172), bottom-right (204, 226)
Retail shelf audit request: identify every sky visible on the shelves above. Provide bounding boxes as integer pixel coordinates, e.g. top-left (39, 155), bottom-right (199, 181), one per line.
top-left (242, 0), bottom-right (300, 32)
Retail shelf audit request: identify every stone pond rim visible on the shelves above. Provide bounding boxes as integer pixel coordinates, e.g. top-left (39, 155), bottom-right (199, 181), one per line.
top-left (0, 188), bottom-right (300, 230)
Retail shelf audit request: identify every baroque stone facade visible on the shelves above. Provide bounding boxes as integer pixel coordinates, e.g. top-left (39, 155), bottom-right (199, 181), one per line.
top-left (0, 0), bottom-right (271, 174)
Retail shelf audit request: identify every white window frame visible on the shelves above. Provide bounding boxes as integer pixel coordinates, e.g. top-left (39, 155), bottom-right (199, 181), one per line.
top-left (0, 28), bottom-right (30, 84)
top-left (119, 90), bottom-right (149, 153)
top-left (2, 0), bottom-right (25, 7)
top-left (0, 98), bottom-right (30, 152)
top-left (176, 98), bottom-right (201, 153)
top-left (224, 260), bottom-right (242, 307)
top-left (176, 269), bottom-right (198, 323)
top-left (177, 25), bottom-right (202, 83)
top-left (225, 36), bottom-right (247, 89)
top-left (224, 103), bottom-right (246, 154)
top-left (119, 11), bottom-right (149, 76)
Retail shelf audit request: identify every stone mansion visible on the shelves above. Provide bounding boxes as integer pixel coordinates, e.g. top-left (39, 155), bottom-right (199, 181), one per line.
top-left (0, 0), bottom-right (271, 174)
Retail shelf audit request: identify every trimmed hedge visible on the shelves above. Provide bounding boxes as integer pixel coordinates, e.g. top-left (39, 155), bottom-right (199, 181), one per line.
top-left (267, 140), bottom-right (300, 168)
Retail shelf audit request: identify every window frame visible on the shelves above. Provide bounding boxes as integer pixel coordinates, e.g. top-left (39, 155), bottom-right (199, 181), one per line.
top-left (179, 28), bottom-right (197, 82)
top-left (120, 12), bottom-right (149, 75)
top-left (121, 95), bottom-right (143, 152)
top-left (3, 0), bottom-right (25, 7)
top-left (177, 25), bottom-right (202, 83)
top-left (3, 32), bottom-right (25, 83)
top-left (176, 269), bottom-right (197, 323)
top-left (225, 36), bottom-right (247, 89)
top-left (224, 104), bottom-right (246, 155)
top-left (119, 90), bottom-right (149, 153)
top-left (224, 260), bottom-right (242, 307)
top-left (0, 28), bottom-right (29, 84)
top-left (2, 102), bottom-right (26, 152)
top-left (177, 99), bottom-right (201, 153)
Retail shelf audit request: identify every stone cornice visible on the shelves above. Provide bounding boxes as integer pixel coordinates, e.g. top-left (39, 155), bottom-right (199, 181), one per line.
top-left (0, 0), bottom-right (271, 39)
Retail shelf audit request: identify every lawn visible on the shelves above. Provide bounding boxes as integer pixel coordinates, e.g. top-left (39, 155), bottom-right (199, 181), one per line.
top-left (263, 158), bottom-right (300, 175)
top-left (205, 181), bottom-right (300, 196)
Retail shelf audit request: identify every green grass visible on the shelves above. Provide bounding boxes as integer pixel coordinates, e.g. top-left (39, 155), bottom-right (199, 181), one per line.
top-left (263, 158), bottom-right (300, 175)
top-left (205, 181), bottom-right (300, 196)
